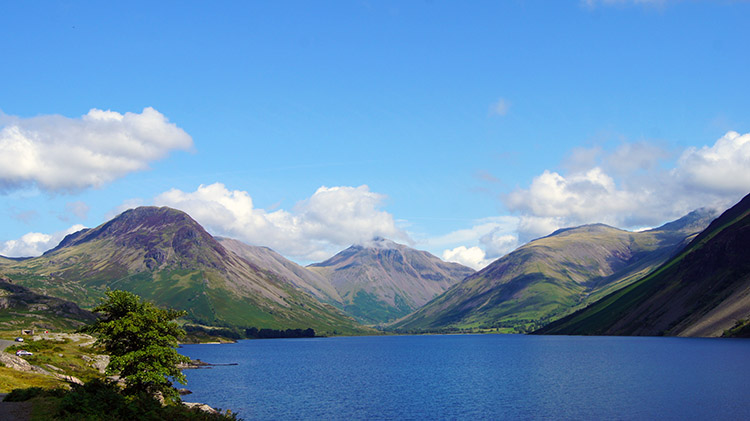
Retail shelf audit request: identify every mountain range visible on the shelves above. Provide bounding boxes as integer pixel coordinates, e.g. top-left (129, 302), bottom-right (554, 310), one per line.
top-left (0, 207), bottom-right (366, 335)
top-left (537, 192), bottom-right (750, 337)
top-left (308, 238), bottom-right (475, 324)
top-left (2, 194), bottom-right (746, 339)
top-left (391, 209), bottom-right (716, 333)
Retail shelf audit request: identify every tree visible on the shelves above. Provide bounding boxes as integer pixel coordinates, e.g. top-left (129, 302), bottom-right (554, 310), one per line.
top-left (83, 290), bottom-right (191, 402)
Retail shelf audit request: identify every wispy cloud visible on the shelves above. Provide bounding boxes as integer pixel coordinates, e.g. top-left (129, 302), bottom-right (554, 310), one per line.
top-left (489, 98), bottom-right (511, 117)
top-left (59, 201), bottom-right (90, 222)
top-left (0, 108), bottom-right (193, 193)
top-left (581, 0), bottom-right (672, 9)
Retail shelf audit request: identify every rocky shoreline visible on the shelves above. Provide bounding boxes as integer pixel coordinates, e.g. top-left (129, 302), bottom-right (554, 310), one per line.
top-left (178, 358), bottom-right (239, 370)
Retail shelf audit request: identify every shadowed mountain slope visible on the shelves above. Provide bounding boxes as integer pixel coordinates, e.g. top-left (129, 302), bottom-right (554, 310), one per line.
top-left (537, 193), bottom-right (750, 337)
top-left (217, 237), bottom-right (342, 304)
top-left (307, 238), bottom-right (475, 324)
top-left (0, 278), bottom-right (96, 330)
top-left (391, 209), bottom-right (716, 333)
top-left (0, 207), bottom-right (366, 335)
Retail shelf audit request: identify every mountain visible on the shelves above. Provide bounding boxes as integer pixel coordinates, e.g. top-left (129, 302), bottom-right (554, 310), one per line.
top-left (217, 237), bottom-right (342, 304)
top-left (0, 207), bottom-right (366, 335)
top-left (537, 193), bottom-right (750, 337)
top-left (391, 209), bottom-right (716, 333)
top-left (307, 238), bottom-right (475, 324)
top-left (0, 277), bottom-right (96, 330)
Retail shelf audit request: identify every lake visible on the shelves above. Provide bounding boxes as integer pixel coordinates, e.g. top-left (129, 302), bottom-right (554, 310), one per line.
top-left (179, 334), bottom-right (750, 420)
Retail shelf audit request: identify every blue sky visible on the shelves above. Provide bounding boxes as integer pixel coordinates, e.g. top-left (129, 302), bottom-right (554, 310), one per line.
top-left (2, 0), bottom-right (749, 268)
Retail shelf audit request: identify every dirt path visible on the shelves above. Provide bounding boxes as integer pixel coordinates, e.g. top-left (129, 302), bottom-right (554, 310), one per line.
top-left (0, 394), bottom-right (31, 421)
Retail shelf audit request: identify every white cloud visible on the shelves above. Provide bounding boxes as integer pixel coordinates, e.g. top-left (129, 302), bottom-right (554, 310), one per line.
top-left (489, 98), bottom-right (510, 117)
top-left (154, 183), bottom-right (408, 261)
top-left (479, 230), bottom-right (518, 259)
top-left (505, 131), bottom-right (750, 242)
top-left (420, 216), bottom-right (518, 248)
top-left (676, 131), bottom-right (750, 195)
top-left (506, 167), bottom-right (635, 220)
top-left (442, 246), bottom-right (490, 270)
top-left (0, 107), bottom-right (192, 192)
top-left (1, 224), bottom-right (86, 257)
top-left (416, 216), bottom-right (519, 269)
top-left (440, 229), bottom-right (517, 270)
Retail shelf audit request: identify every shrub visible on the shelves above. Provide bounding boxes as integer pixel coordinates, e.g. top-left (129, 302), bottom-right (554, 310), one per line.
top-left (3, 386), bottom-right (66, 402)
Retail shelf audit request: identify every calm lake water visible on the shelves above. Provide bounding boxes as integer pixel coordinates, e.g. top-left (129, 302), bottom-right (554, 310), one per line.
top-left (179, 334), bottom-right (750, 420)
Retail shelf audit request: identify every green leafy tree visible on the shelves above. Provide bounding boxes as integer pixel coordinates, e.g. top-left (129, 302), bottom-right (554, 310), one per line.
top-left (84, 290), bottom-right (191, 402)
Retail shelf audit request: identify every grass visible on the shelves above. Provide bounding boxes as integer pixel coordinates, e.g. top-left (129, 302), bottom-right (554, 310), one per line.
top-left (537, 201), bottom-right (750, 336)
top-left (343, 291), bottom-right (413, 325)
top-left (0, 330), bottom-right (103, 392)
top-left (0, 367), bottom-right (65, 392)
top-left (5, 341), bottom-right (103, 384)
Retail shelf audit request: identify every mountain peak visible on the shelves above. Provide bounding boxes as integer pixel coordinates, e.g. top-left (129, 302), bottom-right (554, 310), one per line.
top-left (45, 206), bottom-right (226, 263)
top-left (359, 237), bottom-right (400, 250)
top-left (649, 207), bottom-right (718, 234)
top-left (308, 240), bottom-right (474, 324)
top-left (546, 223), bottom-right (618, 238)
top-left (4, 207), bottom-right (367, 335)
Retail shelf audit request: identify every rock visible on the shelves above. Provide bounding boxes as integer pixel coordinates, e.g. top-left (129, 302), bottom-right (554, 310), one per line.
top-left (53, 374), bottom-right (83, 385)
top-left (29, 365), bottom-right (52, 376)
top-left (183, 402), bottom-right (218, 414)
top-left (90, 355), bottom-right (109, 373)
top-left (0, 352), bottom-right (32, 371)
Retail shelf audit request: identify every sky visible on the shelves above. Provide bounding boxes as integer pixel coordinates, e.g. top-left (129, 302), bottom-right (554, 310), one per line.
top-left (1, 0), bottom-right (749, 269)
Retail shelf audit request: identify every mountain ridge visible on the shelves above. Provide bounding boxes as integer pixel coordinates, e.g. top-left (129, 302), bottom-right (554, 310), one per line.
top-left (391, 208), bottom-right (717, 333)
top-left (308, 237), bottom-right (475, 324)
top-left (0, 206), bottom-right (368, 335)
top-left (536, 193), bottom-right (750, 337)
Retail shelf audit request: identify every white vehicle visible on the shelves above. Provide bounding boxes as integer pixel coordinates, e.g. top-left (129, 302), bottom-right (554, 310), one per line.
top-left (15, 350), bottom-right (33, 356)
top-left (14, 337), bottom-right (24, 342)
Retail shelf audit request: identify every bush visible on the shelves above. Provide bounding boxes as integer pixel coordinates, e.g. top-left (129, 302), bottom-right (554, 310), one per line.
top-left (55, 379), bottom-right (240, 420)
top-left (3, 386), bottom-right (66, 402)
top-left (7, 339), bottom-right (65, 354)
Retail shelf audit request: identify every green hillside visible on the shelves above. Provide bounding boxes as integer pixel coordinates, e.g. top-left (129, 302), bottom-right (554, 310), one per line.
top-left (0, 278), bottom-right (96, 331)
top-left (391, 210), bottom-right (715, 333)
top-left (537, 193), bottom-right (750, 337)
top-left (0, 207), bottom-right (368, 336)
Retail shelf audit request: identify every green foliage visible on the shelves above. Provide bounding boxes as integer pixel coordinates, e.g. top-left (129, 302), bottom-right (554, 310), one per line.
top-left (722, 319), bottom-right (750, 338)
top-left (182, 325), bottom-right (244, 343)
top-left (3, 386), bottom-right (66, 401)
top-left (7, 381), bottom-right (240, 420)
top-left (7, 338), bottom-right (69, 354)
top-left (82, 290), bottom-right (191, 402)
top-left (245, 327), bottom-right (315, 339)
top-left (343, 291), bottom-right (412, 325)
